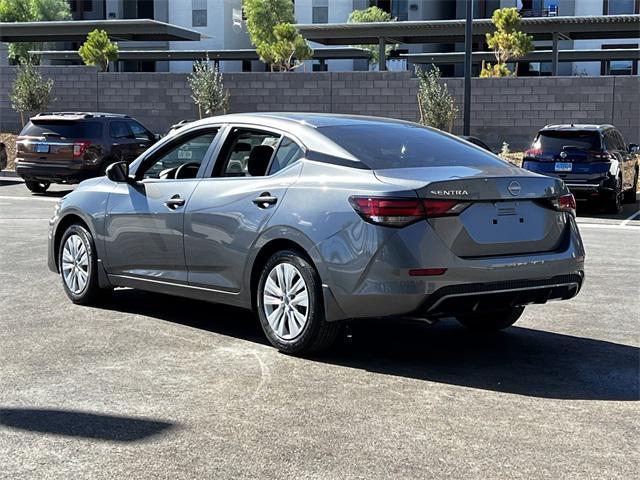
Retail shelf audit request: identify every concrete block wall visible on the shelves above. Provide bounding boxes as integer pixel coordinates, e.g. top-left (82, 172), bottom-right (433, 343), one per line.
top-left (1, 67), bottom-right (638, 150)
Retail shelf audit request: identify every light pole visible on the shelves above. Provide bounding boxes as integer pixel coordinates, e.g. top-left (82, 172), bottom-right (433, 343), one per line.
top-left (463, 0), bottom-right (473, 136)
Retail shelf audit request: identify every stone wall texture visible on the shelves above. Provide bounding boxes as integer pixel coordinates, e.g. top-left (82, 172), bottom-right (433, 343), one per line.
top-left (1, 67), bottom-right (638, 150)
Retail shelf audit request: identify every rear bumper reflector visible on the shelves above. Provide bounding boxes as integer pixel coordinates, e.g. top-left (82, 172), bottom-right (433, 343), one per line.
top-left (409, 268), bottom-right (447, 276)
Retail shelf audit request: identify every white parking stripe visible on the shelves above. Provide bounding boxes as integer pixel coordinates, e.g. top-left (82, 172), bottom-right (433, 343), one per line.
top-left (620, 209), bottom-right (640, 227)
top-left (0, 195), bottom-right (59, 203)
top-left (578, 223), bottom-right (640, 231)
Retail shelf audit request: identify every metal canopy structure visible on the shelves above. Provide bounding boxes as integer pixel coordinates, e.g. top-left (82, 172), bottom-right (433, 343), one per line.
top-left (29, 47), bottom-right (372, 62)
top-left (403, 48), bottom-right (640, 64)
top-left (297, 14), bottom-right (640, 73)
top-left (0, 19), bottom-right (204, 42)
top-left (296, 15), bottom-right (640, 45)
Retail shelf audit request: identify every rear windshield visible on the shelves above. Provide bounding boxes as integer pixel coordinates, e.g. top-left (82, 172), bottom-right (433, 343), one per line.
top-left (318, 124), bottom-right (505, 170)
top-left (536, 131), bottom-right (602, 151)
top-left (21, 120), bottom-right (103, 139)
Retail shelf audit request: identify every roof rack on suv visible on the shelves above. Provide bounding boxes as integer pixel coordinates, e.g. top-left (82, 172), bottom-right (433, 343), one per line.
top-left (33, 112), bottom-right (131, 119)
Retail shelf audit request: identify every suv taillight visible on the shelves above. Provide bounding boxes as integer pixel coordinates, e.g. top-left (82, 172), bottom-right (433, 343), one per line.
top-left (349, 196), bottom-right (469, 227)
top-left (73, 140), bottom-right (91, 158)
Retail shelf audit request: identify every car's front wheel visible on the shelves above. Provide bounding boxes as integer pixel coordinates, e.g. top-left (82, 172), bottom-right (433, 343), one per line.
top-left (256, 250), bottom-right (340, 354)
top-left (58, 223), bottom-right (110, 305)
top-left (455, 306), bottom-right (525, 332)
top-left (25, 180), bottom-right (50, 193)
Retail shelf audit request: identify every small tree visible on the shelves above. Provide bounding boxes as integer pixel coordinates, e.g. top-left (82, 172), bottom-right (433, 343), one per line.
top-left (78, 29), bottom-right (119, 72)
top-left (188, 59), bottom-right (228, 119)
top-left (481, 8), bottom-right (533, 78)
top-left (415, 65), bottom-right (457, 132)
top-left (9, 59), bottom-right (55, 126)
top-left (243, 0), bottom-right (312, 71)
top-left (348, 6), bottom-right (396, 69)
top-left (258, 23), bottom-right (313, 72)
top-left (0, 0), bottom-right (72, 63)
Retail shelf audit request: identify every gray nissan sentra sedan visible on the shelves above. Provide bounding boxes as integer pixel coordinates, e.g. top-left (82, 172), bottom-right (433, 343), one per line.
top-left (48, 113), bottom-right (585, 354)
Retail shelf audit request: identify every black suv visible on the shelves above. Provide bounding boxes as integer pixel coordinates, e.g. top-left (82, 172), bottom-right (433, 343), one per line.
top-left (523, 124), bottom-right (639, 212)
top-left (16, 112), bottom-right (157, 193)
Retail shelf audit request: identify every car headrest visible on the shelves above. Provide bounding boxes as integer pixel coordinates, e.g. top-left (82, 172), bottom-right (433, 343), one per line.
top-left (233, 142), bottom-right (251, 152)
top-left (247, 145), bottom-right (274, 177)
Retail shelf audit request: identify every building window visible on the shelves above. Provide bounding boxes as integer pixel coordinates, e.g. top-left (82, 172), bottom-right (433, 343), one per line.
top-left (312, 0), bottom-right (328, 24)
top-left (70, 0), bottom-right (77, 12)
top-left (603, 0), bottom-right (640, 14)
top-left (601, 44), bottom-right (639, 75)
top-left (192, 0), bottom-right (207, 27)
top-left (81, 0), bottom-right (93, 12)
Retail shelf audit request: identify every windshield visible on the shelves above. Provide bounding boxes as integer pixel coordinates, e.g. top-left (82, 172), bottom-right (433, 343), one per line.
top-left (319, 124), bottom-right (505, 170)
top-left (535, 131), bottom-right (602, 151)
top-left (21, 121), bottom-right (103, 139)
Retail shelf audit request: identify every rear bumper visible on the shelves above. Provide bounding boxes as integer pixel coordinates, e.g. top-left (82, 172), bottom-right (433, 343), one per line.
top-left (16, 160), bottom-right (101, 184)
top-left (317, 215), bottom-right (585, 321)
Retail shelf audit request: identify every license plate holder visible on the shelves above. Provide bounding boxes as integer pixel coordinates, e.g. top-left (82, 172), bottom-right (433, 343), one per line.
top-left (35, 143), bottom-right (50, 153)
top-left (554, 161), bottom-right (572, 172)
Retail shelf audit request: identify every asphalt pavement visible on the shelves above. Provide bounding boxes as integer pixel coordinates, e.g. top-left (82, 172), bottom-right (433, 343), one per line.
top-left (0, 179), bottom-right (638, 479)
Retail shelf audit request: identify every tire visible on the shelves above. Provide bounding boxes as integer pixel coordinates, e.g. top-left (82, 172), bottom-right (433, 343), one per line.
top-left (256, 250), bottom-right (340, 355)
top-left (58, 223), bottom-right (110, 305)
top-left (456, 306), bottom-right (525, 332)
top-left (622, 171), bottom-right (638, 204)
top-left (25, 180), bottom-right (50, 193)
top-left (604, 177), bottom-right (622, 214)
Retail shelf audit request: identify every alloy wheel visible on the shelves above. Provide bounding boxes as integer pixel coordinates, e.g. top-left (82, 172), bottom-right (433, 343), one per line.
top-left (263, 262), bottom-right (309, 340)
top-left (61, 234), bottom-right (89, 294)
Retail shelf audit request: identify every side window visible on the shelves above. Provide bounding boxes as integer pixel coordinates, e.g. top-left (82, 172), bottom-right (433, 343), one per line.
top-left (140, 130), bottom-right (218, 180)
top-left (110, 121), bottom-right (132, 139)
top-left (268, 137), bottom-right (304, 175)
top-left (127, 121), bottom-right (152, 141)
top-left (215, 128), bottom-right (280, 178)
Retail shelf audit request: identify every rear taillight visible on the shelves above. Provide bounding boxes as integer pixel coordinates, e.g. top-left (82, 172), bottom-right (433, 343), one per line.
top-left (550, 193), bottom-right (576, 216)
top-left (73, 140), bottom-right (91, 158)
top-left (350, 196), bottom-right (469, 227)
top-left (524, 147), bottom-right (542, 156)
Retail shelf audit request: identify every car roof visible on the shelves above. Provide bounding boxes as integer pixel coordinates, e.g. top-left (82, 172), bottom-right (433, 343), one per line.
top-left (181, 113), bottom-right (420, 162)
top-left (31, 112), bottom-right (131, 121)
top-left (540, 124), bottom-right (615, 132)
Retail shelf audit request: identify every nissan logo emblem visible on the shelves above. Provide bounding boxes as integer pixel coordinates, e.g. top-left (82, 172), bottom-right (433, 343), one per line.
top-left (560, 151), bottom-right (568, 159)
top-left (508, 181), bottom-right (522, 196)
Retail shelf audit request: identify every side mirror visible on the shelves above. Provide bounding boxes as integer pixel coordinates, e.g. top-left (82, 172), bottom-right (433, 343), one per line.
top-left (105, 161), bottom-right (130, 183)
top-left (154, 133), bottom-right (162, 142)
top-left (628, 143), bottom-right (639, 153)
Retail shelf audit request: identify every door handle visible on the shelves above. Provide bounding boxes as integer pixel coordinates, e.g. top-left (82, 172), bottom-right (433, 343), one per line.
top-left (165, 195), bottom-right (185, 209)
top-left (252, 193), bottom-right (278, 208)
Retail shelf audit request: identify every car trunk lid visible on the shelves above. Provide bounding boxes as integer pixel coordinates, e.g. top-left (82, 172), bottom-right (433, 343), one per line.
top-left (375, 167), bottom-right (569, 258)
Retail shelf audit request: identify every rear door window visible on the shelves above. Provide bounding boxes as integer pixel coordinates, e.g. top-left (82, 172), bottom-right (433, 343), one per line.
top-left (319, 124), bottom-right (505, 170)
top-left (21, 121), bottom-right (103, 139)
top-left (215, 128), bottom-right (281, 177)
top-left (537, 131), bottom-right (602, 151)
top-left (109, 121), bottom-right (133, 139)
top-left (268, 137), bottom-right (304, 175)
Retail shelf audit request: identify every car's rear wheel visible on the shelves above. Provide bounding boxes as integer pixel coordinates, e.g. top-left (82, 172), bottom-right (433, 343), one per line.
top-left (58, 224), bottom-right (110, 305)
top-left (256, 250), bottom-right (340, 354)
top-left (25, 180), bottom-right (50, 193)
top-left (622, 170), bottom-right (638, 204)
top-left (455, 306), bottom-right (525, 332)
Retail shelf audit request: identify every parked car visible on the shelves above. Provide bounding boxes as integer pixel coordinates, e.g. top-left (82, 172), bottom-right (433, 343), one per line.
top-left (48, 113), bottom-right (584, 354)
top-left (522, 124), bottom-right (639, 212)
top-left (459, 135), bottom-right (493, 152)
top-left (15, 112), bottom-right (157, 193)
top-left (0, 142), bottom-right (7, 170)
top-left (167, 119), bottom-right (196, 136)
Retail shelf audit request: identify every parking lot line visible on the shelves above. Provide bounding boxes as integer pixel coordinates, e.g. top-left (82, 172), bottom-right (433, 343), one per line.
top-left (0, 195), bottom-right (59, 203)
top-left (620, 209), bottom-right (640, 227)
top-left (578, 223), bottom-right (640, 231)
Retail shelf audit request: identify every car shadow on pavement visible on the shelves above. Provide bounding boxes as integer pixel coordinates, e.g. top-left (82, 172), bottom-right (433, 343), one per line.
top-left (101, 290), bottom-right (639, 402)
top-left (0, 408), bottom-right (175, 442)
